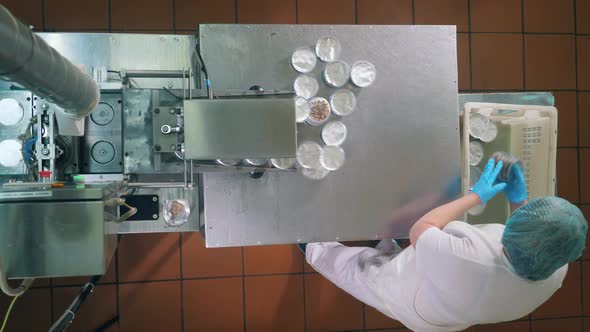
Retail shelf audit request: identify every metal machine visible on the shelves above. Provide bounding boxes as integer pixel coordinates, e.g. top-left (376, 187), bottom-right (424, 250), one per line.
top-left (0, 6), bottom-right (557, 282)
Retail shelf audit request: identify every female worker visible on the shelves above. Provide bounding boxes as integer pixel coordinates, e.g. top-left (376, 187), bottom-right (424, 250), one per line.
top-left (303, 159), bottom-right (587, 331)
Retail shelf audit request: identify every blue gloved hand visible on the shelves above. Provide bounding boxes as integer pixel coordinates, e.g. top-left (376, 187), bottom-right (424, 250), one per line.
top-left (502, 164), bottom-right (528, 204)
top-left (471, 158), bottom-right (507, 203)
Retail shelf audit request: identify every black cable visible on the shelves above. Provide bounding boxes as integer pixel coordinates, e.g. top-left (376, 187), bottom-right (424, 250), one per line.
top-left (94, 315), bottom-right (119, 332)
top-left (162, 86), bottom-right (183, 100)
top-left (48, 275), bottom-right (102, 332)
top-left (106, 70), bottom-right (120, 74)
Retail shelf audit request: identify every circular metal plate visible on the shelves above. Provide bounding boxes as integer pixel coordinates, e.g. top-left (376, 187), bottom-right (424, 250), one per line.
top-left (90, 102), bottom-right (115, 126)
top-left (91, 141), bottom-right (116, 164)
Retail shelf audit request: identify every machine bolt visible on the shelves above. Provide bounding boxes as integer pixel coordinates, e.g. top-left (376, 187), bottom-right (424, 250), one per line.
top-left (41, 103), bottom-right (49, 110)
top-left (169, 109), bottom-right (175, 114)
top-left (152, 214), bottom-right (158, 219)
top-left (41, 148), bottom-right (50, 155)
top-left (154, 108), bottom-right (160, 114)
top-left (154, 145), bottom-right (161, 151)
top-left (152, 197), bottom-right (158, 202)
top-left (170, 144), bottom-right (176, 151)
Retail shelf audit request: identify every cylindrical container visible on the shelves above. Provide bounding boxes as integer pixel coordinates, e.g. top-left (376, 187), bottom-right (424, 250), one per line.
top-left (350, 61), bottom-right (377, 87)
top-left (294, 74), bottom-right (319, 99)
top-left (302, 165), bottom-right (331, 181)
top-left (315, 36), bottom-right (342, 62)
top-left (490, 152), bottom-right (525, 182)
top-left (320, 145), bottom-right (345, 171)
top-left (330, 89), bottom-right (356, 117)
top-left (0, 5), bottom-right (100, 118)
top-left (306, 97), bottom-right (331, 126)
top-left (244, 158), bottom-right (267, 167)
top-left (321, 121), bottom-right (347, 146)
top-left (216, 159), bottom-right (241, 166)
top-left (469, 141), bottom-right (484, 166)
top-left (271, 158), bottom-right (296, 170)
top-left (323, 60), bottom-right (350, 88)
top-left (294, 96), bottom-right (311, 123)
top-left (296, 141), bottom-right (322, 169)
top-left (0, 98), bottom-right (23, 126)
top-left (469, 113), bottom-right (497, 143)
top-left (291, 47), bottom-right (317, 73)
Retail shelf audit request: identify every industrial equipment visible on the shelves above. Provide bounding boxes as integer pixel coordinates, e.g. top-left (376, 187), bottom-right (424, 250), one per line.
top-left (0, 5), bottom-right (557, 283)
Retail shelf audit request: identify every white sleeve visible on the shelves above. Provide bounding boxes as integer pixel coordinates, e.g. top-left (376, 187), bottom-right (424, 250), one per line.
top-left (415, 225), bottom-right (481, 278)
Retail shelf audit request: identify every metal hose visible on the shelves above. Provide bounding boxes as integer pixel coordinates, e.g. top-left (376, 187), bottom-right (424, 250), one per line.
top-left (0, 5), bottom-right (99, 118)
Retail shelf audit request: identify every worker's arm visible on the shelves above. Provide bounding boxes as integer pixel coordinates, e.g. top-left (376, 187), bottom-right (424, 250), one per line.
top-left (410, 159), bottom-right (506, 247)
top-left (504, 164), bottom-right (529, 214)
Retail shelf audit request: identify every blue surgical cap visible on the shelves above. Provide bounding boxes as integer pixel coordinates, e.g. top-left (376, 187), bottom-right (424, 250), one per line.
top-left (502, 196), bottom-right (588, 281)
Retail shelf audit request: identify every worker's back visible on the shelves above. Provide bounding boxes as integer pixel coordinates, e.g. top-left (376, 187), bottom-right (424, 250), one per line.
top-left (366, 221), bottom-right (566, 332)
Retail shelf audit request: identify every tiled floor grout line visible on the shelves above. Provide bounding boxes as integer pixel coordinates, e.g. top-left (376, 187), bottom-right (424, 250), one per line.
top-left (467, 0), bottom-right (473, 91)
top-left (179, 233), bottom-right (185, 332)
top-left (242, 247), bottom-right (247, 332)
top-left (521, 0), bottom-right (527, 91)
top-left (411, 0), bottom-right (415, 25)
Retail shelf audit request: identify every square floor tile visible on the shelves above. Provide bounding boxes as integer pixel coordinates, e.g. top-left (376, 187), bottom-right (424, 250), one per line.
top-left (298, 0), bottom-right (355, 24)
top-left (111, 0), bottom-right (173, 31)
top-left (2, 0), bottom-right (43, 28)
top-left (245, 275), bottom-right (305, 332)
top-left (175, 0), bottom-right (235, 30)
top-left (183, 277), bottom-right (244, 331)
top-left (531, 318), bottom-right (582, 332)
top-left (244, 244), bottom-right (303, 275)
top-left (457, 33), bottom-right (471, 90)
top-left (525, 35), bottom-right (576, 90)
top-left (52, 285), bottom-right (118, 332)
top-left (414, 0), bottom-right (469, 32)
top-left (118, 233), bottom-right (180, 282)
top-left (471, 34), bottom-right (523, 90)
top-left (532, 262), bottom-right (581, 318)
top-left (0, 289), bottom-right (51, 331)
top-left (554, 91), bottom-right (578, 147)
top-left (577, 0), bottom-right (590, 34)
top-left (579, 93), bottom-right (590, 147)
top-left (45, 0), bottom-right (109, 30)
top-left (238, 0), bottom-right (296, 23)
top-left (304, 273), bottom-right (364, 331)
top-left (524, 0), bottom-right (574, 33)
top-left (470, 0), bottom-right (522, 33)
top-left (365, 305), bottom-right (405, 329)
top-left (556, 148), bottom-right (579, 203)
top-left (181, 232), bottom-right (242, 278)
top-left (357, 0), bottom-right (413, 25)
top-left (119, 281), bottom-right (181, 331)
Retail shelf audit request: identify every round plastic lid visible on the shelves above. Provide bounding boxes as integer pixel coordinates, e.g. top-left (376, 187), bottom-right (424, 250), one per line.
top-left (271, 158), bottom-right (296, 169)
top-left (0, 139), bottom-right (23, 167)
top-left (294, 96), bottom-right (311, 123)
top-left (307, 97), bottom-right (331, 126)
top-left (330, 89), bottom-right (356, 116)
top-left (294, 74), bottom-right (319, 99)
top-left (291, 47), bottom-right (317, 73)
top-left (320, 145), bottom-right (345, 171)
top-left (0, 98), bottom-right (24, 126)
top-left (216, 159), bottom-right (241, 166)
top-left (244, 158), bottom-right (267, 166)
top-left (302, 166), bottom-right (330, 180)
top-left (469, 141), bottom-right (484, 166)
top-left (469, 113), bottom-right (497, 142)
top-left (321, 121), bottom-right (347, 146)
top-left (297, 141), bottom-right (322, 169)
top-left (323, 60), bottom-right (350, 88)
top-left (350, 61), bottom-right (376, 87)
top-left (315, 37), bottom-right (342, 62)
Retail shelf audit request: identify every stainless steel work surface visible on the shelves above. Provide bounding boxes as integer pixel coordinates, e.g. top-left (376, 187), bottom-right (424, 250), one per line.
top-left (199, 25), bottom-right (460, 247)
top-left (184, 99), bottom-right (296, 159)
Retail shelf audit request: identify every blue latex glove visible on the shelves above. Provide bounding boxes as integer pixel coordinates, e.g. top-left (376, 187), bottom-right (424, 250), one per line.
top-left (471, 159), bottom-right (507, 203)
top-left (502, 164), bottom-right (528, 204)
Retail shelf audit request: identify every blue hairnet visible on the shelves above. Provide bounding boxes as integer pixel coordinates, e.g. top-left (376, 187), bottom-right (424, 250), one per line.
top-left (502, 196), bottom-right (588, 281)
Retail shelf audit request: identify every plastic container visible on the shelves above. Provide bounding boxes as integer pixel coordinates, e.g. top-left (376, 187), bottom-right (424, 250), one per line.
top-left (330, 89), bottom-right (356, 116)
top-left (306, 97), bottom-right (331, 126)
top-left (271, 158), bottom-right (296, 170)
top-left (294, 96), bottom-right (311, 123)
top-left (163, 199), bottom-right (190, 227)
top-left (302, 165), bottom-right (330, 180)
top-left (323, 60), bottom-right (350, 88)
top-left (291, 47), bottom-right (317, 73)
top-left (320, 145), bottom-right (345, 171)
top-left (315, 36), bottom-right (342, 62)
top-left (321, 121), bottom-right (347, 146)
top-left (296, 141), bottom-right (322, 169)
top-left (216, 159), bottom-right (241, 166)
top-left (244, 158), bottom-right (267, 167)
top-left (469, 141), bottom-right (484, 166)
top-left (350, 61), bottom-right (376, 87)
top-left (294, 74), bottom-right (319, 99)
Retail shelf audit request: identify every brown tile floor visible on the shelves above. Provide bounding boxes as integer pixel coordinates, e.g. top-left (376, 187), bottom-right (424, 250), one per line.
top-left (2, 0), bottom-right (590, 331)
